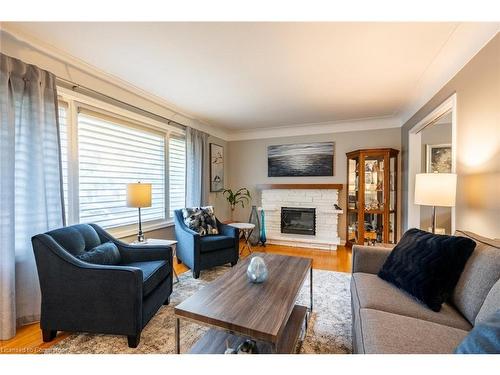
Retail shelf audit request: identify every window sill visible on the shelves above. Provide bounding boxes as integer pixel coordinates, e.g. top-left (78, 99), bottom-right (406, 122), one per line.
top-left (107, 220), bottom-right (175, 240)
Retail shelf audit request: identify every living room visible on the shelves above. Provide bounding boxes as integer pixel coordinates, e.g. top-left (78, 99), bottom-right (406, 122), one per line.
top-left (1, 1), bottom-right (499, 373)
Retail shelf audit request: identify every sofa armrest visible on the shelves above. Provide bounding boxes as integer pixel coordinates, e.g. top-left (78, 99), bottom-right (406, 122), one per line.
top-left (352, 245), bottom-right (393, 274)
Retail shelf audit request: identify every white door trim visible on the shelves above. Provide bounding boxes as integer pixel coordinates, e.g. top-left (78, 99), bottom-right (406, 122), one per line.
top-left (407, 93), bottom-right (457, 233)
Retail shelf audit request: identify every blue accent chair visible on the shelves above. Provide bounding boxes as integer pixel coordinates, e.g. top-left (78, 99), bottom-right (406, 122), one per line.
top-left (31, 223), bottom-right (173, 348)
top-left (173, 209), bottom-right (239, 278)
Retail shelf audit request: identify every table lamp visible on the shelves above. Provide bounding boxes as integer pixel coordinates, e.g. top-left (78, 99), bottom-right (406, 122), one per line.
top-left (127, 182), bottom-right (152, 242)
top-left (414, 173), bottom-right (456, 234)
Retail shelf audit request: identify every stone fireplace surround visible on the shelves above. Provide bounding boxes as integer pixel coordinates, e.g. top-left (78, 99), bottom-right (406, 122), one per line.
top-left (259, 184), bottom-right (343, 250)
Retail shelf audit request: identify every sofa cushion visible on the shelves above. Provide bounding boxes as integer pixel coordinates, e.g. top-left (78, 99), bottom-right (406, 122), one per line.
top-left (121, 260), bottom-right (170, 296)
top-left (452, 230), bottom-right (500, 324)
top-left (47, 224), bottom-right (101, 256)
top-left (475, 278), bottom-right (500, 325)
top-left (182, 206), bottom-right (219, 236)
top-left (359, 308), bottom-right (469, 354)
top-left (454, 310), bottom-right (500, 354)
top-left (200, 235), bottom-right (235, 253)
top-left (378, 228), bottom-right (476, 312)
top-left (351, 273), bottom-right (472, 330)
top-left (77, 242), bottom-right (121, 265)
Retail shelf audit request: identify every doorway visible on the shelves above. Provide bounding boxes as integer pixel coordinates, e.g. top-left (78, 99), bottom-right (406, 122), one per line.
top-left (407, 94), bottom-right (457, 234)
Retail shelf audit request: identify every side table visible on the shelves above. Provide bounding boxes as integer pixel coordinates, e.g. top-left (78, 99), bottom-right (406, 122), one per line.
top-left (130, 238), bottom-right (179, 284)
top-left (227, 222), bottom-right (255, 256)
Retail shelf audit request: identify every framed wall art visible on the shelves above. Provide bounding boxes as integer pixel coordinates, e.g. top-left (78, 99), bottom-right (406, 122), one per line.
top-left (210, 143), bottom-right (224, 192)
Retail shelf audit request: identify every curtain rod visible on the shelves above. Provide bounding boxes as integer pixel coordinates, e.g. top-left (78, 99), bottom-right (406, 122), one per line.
top-left (56, 77), bottom-right (186, 130)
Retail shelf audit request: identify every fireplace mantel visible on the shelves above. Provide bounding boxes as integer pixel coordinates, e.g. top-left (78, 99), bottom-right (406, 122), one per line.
top-left (257, 183), bottom-right (343, 190)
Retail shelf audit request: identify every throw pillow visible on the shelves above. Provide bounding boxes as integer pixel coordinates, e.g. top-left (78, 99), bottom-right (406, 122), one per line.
top-left (182, 206), bottom-right (219, 236)
top-left (378, 228), bottom-right (476, 312)
top-left (454, 310), bottom-right (500, 354)
top-left (77, 241), bottom-right (121, 265)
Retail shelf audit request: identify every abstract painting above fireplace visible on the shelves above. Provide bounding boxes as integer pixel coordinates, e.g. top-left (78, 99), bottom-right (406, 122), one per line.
top-left (281, 207), bottom-right (316, 236)
top-left (267, 142), bottom-right (334, 177)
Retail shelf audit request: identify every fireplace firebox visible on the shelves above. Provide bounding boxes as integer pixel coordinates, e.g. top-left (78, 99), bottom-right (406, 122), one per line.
top-left (281, 207), bottom-right (316, 236)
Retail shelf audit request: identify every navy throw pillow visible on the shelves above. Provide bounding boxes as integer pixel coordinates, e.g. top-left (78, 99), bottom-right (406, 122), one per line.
top-left (77, 241), bottom-right (121, 265)
top-left (455, 310), bottom-right (500, 354)
top-left (378, 228), bottom-right (476, 312)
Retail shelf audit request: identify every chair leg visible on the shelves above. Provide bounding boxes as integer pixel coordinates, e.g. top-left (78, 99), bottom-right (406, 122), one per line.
top-left (193, 270), bottom-right (200, 279)
top-left (163, 297), bottom-right (170, 305)
top-left (127, 333), bottom-right (141, 348)
top-left (42, 329), bottom-right (57, 342)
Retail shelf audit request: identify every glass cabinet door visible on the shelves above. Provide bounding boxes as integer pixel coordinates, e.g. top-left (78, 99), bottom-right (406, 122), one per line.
top-left (347, 157), bottom-right (359, 246)
top-left (363, 154), bottom-right (384, 245)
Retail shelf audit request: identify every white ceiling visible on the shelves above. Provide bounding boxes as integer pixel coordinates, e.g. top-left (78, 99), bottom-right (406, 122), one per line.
top-left (4, 22), bottom-right (499, 134)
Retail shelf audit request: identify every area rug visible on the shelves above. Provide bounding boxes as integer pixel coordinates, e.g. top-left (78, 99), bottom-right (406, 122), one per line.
top-left (43, 267), bottom-right (352, 354)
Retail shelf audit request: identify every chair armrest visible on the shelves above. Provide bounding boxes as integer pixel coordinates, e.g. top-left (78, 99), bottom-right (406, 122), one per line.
top-left (118, 244), bottom-right (173, 263)
top-left (352, 245), bottom-right (393, 274)
top-left (217, 220), bottom-right (238, 238)
top-left (88, 223), bottom-right (172, 263)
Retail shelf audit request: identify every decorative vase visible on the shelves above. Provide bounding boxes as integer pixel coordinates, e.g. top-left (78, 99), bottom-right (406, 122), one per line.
top-left (248, 205), bottom-right (260, 246)
top-left (259, 208), bottom-right (267, 246)
top-left (246, 256), bottom-right (268, 283)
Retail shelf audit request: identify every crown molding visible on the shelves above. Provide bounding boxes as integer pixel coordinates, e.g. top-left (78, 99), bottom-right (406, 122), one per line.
top-left (399, 23), bottom-right (500, 126)
top-left (0, 23), bottom-right (231, 141)
top-left (226, 116), bottom-right (401, 141)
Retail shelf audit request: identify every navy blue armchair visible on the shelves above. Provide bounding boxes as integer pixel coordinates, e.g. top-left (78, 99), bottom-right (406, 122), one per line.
top-left (31, 223), bottom-right (173, 348)
top-left (173, 209), bottom-right (239, 278)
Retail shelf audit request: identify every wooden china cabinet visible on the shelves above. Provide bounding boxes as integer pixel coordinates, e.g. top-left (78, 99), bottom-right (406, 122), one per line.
top-left (346, 148), bottom-right (399, 247)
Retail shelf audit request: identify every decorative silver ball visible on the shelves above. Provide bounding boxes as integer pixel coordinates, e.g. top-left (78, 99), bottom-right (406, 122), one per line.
top-left (246, 256), bottom-right (268, 283)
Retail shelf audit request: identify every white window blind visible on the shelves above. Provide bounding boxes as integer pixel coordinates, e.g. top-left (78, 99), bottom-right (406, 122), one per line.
top-left (58, 103), bottom-right (69, 222)
top-left (169, 135), bottom-right (186, 216)
top-left (77, 111), bottom-right (166, 228)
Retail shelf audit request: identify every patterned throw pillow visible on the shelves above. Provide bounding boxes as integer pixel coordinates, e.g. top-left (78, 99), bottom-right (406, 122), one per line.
top-left (182, 206), bottom-right (219, 236)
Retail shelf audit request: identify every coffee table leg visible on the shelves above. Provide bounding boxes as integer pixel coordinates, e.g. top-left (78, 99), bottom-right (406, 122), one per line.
top-left (175, 318), bottom-right (180, 354)
top-left (310, 266), bottom-right (313, 312)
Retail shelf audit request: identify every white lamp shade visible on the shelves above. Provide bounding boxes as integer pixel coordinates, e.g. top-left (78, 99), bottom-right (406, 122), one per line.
top-left (127, 183), bottom-right (152, 208)
top-left (415, 173), bottom-right (457, 207)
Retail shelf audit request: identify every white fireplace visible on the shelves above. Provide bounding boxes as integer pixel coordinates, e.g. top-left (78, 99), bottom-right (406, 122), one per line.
top-left (260, 185), bottom-right (343, 250)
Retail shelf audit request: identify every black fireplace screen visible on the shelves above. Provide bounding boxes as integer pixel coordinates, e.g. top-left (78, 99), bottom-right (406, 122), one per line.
top-left (281, 207), bottom-right (316, 235)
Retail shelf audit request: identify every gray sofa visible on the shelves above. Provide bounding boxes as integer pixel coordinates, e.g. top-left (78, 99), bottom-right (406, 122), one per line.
top-left (351, 230), bottom-right (500, 354)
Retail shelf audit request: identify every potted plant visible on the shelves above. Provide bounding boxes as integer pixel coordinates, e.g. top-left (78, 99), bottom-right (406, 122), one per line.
top-left (223, 188), bottom-right (251, 222)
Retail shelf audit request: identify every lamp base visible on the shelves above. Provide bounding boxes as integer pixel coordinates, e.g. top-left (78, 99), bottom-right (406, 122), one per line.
top-left (137, 231), bottom-right (145, 243)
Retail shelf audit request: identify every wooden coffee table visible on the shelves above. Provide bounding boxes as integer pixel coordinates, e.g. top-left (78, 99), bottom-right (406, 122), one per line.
top-left (174, 253), bottom-right (313, 354)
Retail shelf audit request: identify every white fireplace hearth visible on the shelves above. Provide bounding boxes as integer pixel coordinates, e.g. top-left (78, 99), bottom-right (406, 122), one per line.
top-left (260, 185), bottom-right (343, 250)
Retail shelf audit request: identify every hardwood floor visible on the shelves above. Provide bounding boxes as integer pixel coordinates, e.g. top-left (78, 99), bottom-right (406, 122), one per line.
top-left (0, 243), bottom-right (351, 354)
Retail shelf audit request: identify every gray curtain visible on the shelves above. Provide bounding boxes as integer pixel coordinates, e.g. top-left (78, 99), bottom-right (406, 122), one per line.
top-left (186, 127), bottom-right (209, 207)
top-left (0, 53), bottom-right (64, 339)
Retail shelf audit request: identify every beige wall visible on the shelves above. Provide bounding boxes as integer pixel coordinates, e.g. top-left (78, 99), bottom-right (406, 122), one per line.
top-left (227, 128), bottom-right (401, 241)
top-left (402, 33), bottom-right (500, 238)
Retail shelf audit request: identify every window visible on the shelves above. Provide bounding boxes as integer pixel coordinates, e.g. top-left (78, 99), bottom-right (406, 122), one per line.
top-left (58, 94), bottom-right (186, 231)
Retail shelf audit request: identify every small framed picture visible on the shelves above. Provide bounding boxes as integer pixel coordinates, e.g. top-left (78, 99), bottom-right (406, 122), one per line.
top-left (210, 143), bottom-right (224, 192)
top-left (426, 144), bottom-right (452, 173)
